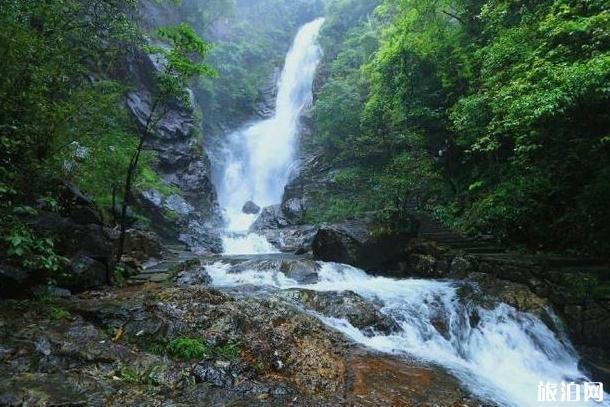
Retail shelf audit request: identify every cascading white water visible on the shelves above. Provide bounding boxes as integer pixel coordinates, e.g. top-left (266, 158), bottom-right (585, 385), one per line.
top-left (206, 261), bottom-right (609, 407)
top-left (216, 18), bottom-right (324, 254)
top-left (207, 15), bottom-right (608, 407)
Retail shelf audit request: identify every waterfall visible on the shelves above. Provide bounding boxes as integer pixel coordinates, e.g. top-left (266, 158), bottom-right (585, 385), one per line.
top-left (206, 260), bottom-right (610, 407)
top-left (216, 18), bottom-right (325, 246)
top-left (206, 16), bottom-right (608, 407)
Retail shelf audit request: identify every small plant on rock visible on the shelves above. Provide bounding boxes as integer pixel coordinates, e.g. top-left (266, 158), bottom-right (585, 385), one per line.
top-left (166, 337), bottom-right (208, 361)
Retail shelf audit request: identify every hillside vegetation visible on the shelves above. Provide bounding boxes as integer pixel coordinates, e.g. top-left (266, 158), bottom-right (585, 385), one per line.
top-left (309, 0), bottom-right (610, 256)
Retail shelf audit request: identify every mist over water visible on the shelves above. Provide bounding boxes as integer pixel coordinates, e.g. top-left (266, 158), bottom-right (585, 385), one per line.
top-left (217, 18), bottom-right (325, 236)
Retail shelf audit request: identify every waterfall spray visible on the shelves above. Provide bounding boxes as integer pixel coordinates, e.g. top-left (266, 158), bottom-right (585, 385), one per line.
top-left (217, 18), bottom-right (325, 241)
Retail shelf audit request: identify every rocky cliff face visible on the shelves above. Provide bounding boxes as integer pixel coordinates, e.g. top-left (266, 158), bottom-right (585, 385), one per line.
top-left (121, 14), bottom-right (222, 252)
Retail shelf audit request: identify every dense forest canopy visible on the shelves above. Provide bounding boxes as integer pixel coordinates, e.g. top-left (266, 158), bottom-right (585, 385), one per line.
top-left (0, 0), bottom-right (608, 281)
top-left (309, 0), bottom-right (610, 256)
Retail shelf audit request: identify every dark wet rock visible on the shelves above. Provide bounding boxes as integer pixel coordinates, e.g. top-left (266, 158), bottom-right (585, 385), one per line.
top-left (179, 220), bottom-right (223, 254)
top-left (69, 205), bottom-right (103, 226)
top-left (281, 198), bottom-right (306, 223)
top-left (251, 204), bottom-right (291, 230)
top-left (279, 289), bottom-right (399, 335)
top-left (0, 264), bottom-right (36, 297)
top-left (30, 213), bottom-right (115, 293)
top-left (222, 257), bottom-right (321, 285)
top-left (176, 267), bottom-right (212, 286)
top-left (280, 259), bottom-right (320, 284)
top-left (405, 254), bottom-right (450, 278)
top-left (165, 194), bottom-right (195, 216)
top-left (194, 360), bottom-right (249, 388)
top-left (260, 225), bottom-right (319, 253)
top-left (35, 214), bottom-right (114, 262)
top-left (125, 50), bottom-right (221, 250)
top-left (59, 181), bottom-right (94, 207)
top-left (30, 285), bottom-right (72, 298)
top-left (562, 302), bottom-right (610, 352)
top-left (466, 273), bottom-right (549, 317)
top-left (122, 229), bottom-right (164, 262)
top-left (450, 256), bottom-right (473, 275)
top-left (255, 68), bottom-right (280, 119)
top-left (312, 218), bottom-right (414, 270)
top-left (58, 252), bottom-right (107, 291)
top-left (242, 200), bottom-right (261, 215)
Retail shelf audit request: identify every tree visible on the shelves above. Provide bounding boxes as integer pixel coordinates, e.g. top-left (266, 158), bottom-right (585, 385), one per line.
top-left (116, 23), bottom-right (216, 262)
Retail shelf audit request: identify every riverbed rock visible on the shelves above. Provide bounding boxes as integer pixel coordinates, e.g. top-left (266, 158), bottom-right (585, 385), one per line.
top-left (260, 225), bottom-right (320, 253)
top-left (279, 289), bottom-right (399, 335)
top-left (346, 354), bottom-right (482, 407)
top-left (250, 204), bottom-right (291, 230)
top-left (176, 267), bottom-right (212, 286)
top-left (242, 200), bottom-right (261, 215)
top-left (222, 257), bottom-right (321, 285)
top-left (0, 278), bottom-right (483, 406)
top-left (312, 218), bottom-right (414, 270)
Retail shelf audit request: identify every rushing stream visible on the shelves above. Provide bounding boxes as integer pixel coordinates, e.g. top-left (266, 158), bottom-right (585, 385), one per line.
top-left (210, 18), bottom-right (608, 407)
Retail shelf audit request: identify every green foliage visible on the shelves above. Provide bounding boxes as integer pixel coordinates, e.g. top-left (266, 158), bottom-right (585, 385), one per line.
top-left (166, 337), bottom-right (209, 361)
top-left (2, 226), bottom-right (67, 274)
top-left (197, 0), bottom-right (325, 126)
top-left (49, 306), bottom-right (71, 321)
top-left (117, 365), bottom-right (162, 386)
top-left (148, 23), bottom-right (216, 107)
top-left (214, 342), bottom-right (241, 361)
top-left (0, 0), bottom-right (156, 234)
top-left (137, 167), bottom-right (181, 198)
top-left (311, 0), bottom-right (610, 255)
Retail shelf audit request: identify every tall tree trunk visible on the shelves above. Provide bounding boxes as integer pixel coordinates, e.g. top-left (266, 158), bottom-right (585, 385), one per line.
top-left (115, 101), bottom-right (159, 265)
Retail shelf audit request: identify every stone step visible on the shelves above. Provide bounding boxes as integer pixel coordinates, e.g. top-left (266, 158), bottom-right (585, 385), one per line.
top-left (420, 233), bottom-right (466, 240)
top-left (143, 256), bottom-right (199, 273)
top-left (542, 257), bottom-right (608, 268)
top-left (546, 266), bottom-right (610, 277)
top-left (438, 241), bottom-right (494, 252)
top-left (462, 247), bottom-right (507, 254)
top-left (129, 273), bottom-right (171, 283)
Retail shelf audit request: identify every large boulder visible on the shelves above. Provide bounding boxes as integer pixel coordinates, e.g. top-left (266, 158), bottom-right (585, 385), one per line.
top-left (279, 289), bottom-right (399, 335)
top-left (176, 267), bottom-right (212, 286)
top-left (260, 225), bottom-right (319, 253)
top-left (241, 201), bottom-right (260, 215)
top-left (220, 257), bottom-right (321, 285)
top-left (58, 252), bottom-right (108, 291)
top-left (312, 218), bottom-right (415, 271)
top-left (250, 205), bottom-right (290, 231)
top-left (121, 229), bottom-right (164, 262)
top-left (0, 264), bottom-right (37, 297)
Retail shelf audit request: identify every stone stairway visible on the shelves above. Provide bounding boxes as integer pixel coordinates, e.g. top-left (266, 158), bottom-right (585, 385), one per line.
top-left (128, 244), bottom-right (200, 284)
top-left (408, 200), bottom-right (610, 300)
top-left (411, 204), bottom-right (507, 256)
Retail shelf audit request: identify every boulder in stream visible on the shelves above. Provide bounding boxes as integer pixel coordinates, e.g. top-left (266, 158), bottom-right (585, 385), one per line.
top-left (279, 289), bottom-right (399, 335)
top-left (242, 200), bottom-right (261, 215)
top-left (312, 218), bottom-right (415, 270)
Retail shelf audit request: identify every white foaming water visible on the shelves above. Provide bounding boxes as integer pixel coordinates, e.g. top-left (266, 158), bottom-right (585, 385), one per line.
top-left (206, 260), bottom-right (609, 407)
top-left (221, 233), bottom-right (279, 255)
top-left (217, 19), bottom-right (325, 237)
